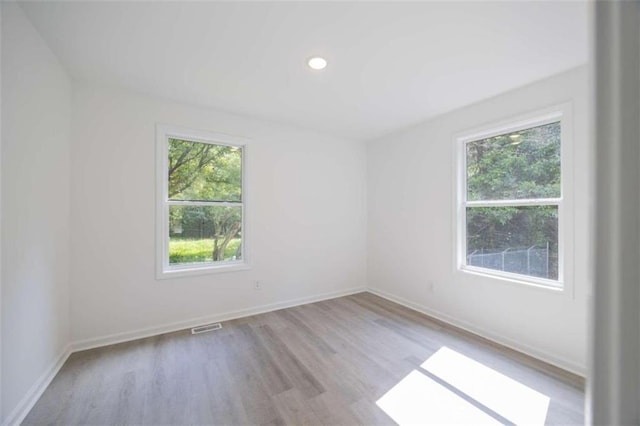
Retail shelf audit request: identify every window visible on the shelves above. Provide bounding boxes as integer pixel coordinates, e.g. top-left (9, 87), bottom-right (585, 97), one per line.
top-left (457, 108), bottom-right (571, 289)
top-left (156, 125), bottom-right (248, 278)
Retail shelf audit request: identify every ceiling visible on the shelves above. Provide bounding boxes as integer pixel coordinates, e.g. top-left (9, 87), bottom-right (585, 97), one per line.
top-left (20, 1), bottom-right (589, 141)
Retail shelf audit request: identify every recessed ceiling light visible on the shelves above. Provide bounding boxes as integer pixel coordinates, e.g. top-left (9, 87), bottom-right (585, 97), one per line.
top-left (308, 57), bottom-right (327, 70)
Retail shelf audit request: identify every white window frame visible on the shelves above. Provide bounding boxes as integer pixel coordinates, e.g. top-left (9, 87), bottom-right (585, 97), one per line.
top-left (455, 104), bottom-right (574, 292)
top-left (156, 124), bottom-right (250, 279)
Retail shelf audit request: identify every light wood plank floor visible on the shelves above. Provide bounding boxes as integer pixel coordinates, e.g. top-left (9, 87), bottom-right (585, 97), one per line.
top-left (24, 292), bottom-right (584, 425)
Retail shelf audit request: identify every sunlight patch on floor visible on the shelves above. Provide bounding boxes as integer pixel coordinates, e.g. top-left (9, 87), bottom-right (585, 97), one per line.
top-left (421, 347), bottom-right (550, 425)
top-left (376, 346), bottom-right (550, 425)
top-left (376, 370), bottom-right (502, 425)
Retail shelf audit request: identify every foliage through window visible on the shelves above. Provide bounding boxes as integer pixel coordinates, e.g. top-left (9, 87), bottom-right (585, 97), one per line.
top-left (461, 119), bottom-right (562, 284)
top-left (157, 126), bottom-right (246, 277)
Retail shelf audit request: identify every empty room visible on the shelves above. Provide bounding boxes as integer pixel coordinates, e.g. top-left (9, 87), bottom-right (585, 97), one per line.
top-left (2, 1), bottom-right (639, 425)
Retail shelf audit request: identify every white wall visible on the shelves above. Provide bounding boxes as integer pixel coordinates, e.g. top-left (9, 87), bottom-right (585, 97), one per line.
top-left (70, 84), bottom-right (367, 345)
top-left (1, 3), bottom-right (71, 423)
top-left (367, 67), bottom-right (591, 374)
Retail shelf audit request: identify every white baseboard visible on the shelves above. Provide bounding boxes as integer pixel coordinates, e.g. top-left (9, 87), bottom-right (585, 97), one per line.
top-left (72, 286), bottom-right (366, 352)
top-left (366, 287), bottom-right (586, 377)
top-left (1, 345), bottom-right (72, 426)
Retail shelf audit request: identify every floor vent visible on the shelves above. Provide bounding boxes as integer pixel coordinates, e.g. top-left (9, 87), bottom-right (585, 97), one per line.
top-left (191, 322), bottom-right (222, 335)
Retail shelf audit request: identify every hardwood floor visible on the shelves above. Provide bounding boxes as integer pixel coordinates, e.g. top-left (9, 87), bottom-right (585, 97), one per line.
top-left (24, 292), bottom-right (584, 425)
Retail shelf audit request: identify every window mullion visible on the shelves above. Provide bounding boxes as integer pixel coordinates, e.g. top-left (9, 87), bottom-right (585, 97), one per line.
top-left (167, 200), bottom-right (243, 208)
top-left (465, 198), bottom-right (561, 208)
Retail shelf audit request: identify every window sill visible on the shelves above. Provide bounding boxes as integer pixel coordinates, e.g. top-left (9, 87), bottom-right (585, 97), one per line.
top-left (459, 265), bottom-right (564, 293)
top-left (156, 261), bottom-right (250, 280)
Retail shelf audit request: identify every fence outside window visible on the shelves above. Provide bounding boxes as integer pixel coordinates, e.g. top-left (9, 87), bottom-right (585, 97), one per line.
top-left (466, 244), bottom-right (550, 279)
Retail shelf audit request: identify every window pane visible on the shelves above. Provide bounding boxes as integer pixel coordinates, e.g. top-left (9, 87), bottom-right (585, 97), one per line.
top-left (466, 122), bottom-right (560, 201)
top-left (169, 205), bottom-right (242, 265)
top-left (168, 138), bottom-right (242, 202)
top-left (466, 206), bottom-right (558, 280)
